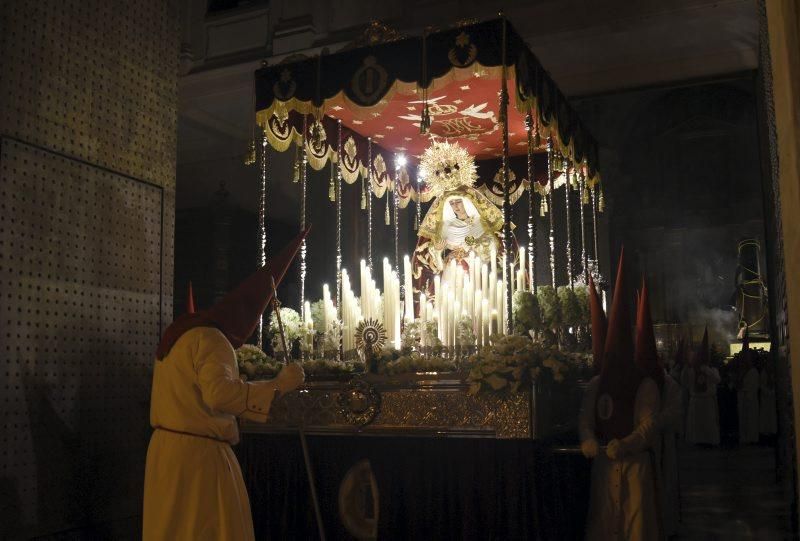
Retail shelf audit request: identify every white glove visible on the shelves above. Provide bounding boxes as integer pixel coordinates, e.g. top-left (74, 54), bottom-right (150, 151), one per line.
top-left (581, 438), bottom-right (599, 458)
top-left (275, 362), bottom-right (305, 393)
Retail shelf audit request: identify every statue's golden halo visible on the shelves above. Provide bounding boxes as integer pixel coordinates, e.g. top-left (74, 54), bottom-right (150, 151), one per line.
top-left (419, 140), bottom-right (478, 198)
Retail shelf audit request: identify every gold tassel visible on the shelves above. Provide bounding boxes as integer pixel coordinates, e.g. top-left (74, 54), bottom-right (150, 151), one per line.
top-left (293, 161), bottom-right (300, 183)
top-left (328, 162), bottom-right (335, 202)
top-left (582, 185), bottom-right (590, 205)
top-left (244, 138), bottom-right (256, 166)
top-left (541, 194), bottom-right (548, 216)
top-left (385, 195), bottom-right (391, 225)
top-left (361, 180), bottom-right (367, 210)
top-left (414, 213), bottom-right (419, 231)
top-left (598, 189), bottom-right (605, 212)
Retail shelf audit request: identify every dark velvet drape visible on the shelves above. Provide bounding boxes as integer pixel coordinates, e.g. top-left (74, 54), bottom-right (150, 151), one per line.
top-left (238, 434), bottom-right (590, 540)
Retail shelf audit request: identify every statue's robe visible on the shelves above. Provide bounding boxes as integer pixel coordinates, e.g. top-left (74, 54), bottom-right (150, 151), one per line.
top-left (579, 375), bottom-right (662, 541)
top-left (143, 327), bottom-right (277, 540)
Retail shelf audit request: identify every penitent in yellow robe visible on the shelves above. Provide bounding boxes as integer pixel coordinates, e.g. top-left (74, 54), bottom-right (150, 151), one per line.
top-left (143, 326), bottom-right (277, 541)
top-left (579, 376), bottom-right (662, 541)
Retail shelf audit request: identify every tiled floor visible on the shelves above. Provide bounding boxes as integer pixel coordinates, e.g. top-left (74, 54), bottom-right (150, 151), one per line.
top-left (676, 443), bottom-right (794, 540)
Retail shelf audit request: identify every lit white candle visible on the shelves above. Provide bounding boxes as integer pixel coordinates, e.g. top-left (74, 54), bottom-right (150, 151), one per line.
top-left (481, 263), bottom-right (489, 302)
top-left (496, 280), bottom-right (504, 334)
top-left (519, 247), bottom-right (526, 292)
top-left (488, 271), bottom-right (496, 316)
top-left (490, 243), bottom-right (497, 277)
top-left (403, 255), bottom-right (413, 321)
top-left (475, 289), bottom-right (483, 346)
top-left (482, 298), bottom-right (490, 343)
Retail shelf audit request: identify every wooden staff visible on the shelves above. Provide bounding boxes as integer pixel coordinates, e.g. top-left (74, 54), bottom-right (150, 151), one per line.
top-left (269, 277), bottom-right (326, 540)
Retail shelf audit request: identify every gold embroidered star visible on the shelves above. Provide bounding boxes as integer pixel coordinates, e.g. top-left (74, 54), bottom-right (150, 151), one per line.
top-left (460, 85), bottom-right (470, 91)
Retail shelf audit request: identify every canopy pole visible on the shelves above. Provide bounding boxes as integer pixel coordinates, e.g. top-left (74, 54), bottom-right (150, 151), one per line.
top-left (336, 119), bottom-right (344, 361)
top-left (547, 137), bottom-right (556, 288)
top-left (525, 110), bottom-right (537, 294)
top-left (257, 128), bottom-right (269, 348)
top-left (500, 13), bottom-right (513, 333)
top-left (393, 163), bottom-right (400, 278)
top-left (300, 115), bottom-right (308, 320)
top-left (579, 167), bottom-right (589, 285)
top-left (367, 137), bottom-right (373, 271)
top-left (591, 184), bottom-right (599, 267)
top-left (564, 155), bottom-right (573, 289)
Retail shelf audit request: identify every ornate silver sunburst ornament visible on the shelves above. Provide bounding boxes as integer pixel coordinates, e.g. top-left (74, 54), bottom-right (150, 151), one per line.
top-left (354, 318), bottom-right (387, 357)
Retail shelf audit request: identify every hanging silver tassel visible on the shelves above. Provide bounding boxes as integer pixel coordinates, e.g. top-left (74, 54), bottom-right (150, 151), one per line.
top-left (329, 160), bottom-right (335, 202)
top-left (385, 193), bottom-right (391, 225)
top-left (361, 177), bottom-right (367, 210)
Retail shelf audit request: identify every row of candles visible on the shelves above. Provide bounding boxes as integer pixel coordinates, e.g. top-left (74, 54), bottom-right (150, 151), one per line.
top-left (313, 243), bottom-right (534, 352)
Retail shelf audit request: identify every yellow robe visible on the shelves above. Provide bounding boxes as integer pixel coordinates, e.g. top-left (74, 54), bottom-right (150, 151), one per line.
top-left (143, 326), bottom-right (277, 541)
top-left (580, 376), bottom-right (662, 541)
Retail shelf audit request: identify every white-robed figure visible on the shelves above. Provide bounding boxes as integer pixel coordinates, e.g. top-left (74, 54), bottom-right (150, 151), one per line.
top-left (580, 250), bottom-right (662, 541)
top-left (683, 329), bottom-right (721, 445)
top-left (633, 282), bottom-right (683, 538)
top-left (143, 230), bottom-right (309, 541)
top-left (737, 336), bottom-right (760, 444)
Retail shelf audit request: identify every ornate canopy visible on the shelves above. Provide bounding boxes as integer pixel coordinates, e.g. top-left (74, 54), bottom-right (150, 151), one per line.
top-left (254, 18), bottom-right (601, 207)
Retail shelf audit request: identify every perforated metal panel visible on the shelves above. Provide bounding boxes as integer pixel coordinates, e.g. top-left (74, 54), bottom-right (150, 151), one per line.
top-left (0, 139), bottom-right (164, 534)
top-left (0, 0), bottom-right (177, 536)
top-left (0, 1), bottom-right (178, 188)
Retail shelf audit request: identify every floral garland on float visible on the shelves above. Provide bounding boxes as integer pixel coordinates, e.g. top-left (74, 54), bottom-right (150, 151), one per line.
top-left (236, 280), bottom-right (596, 386)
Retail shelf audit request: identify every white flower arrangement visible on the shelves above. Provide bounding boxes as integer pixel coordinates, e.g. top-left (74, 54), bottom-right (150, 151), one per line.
top-left (310, 299), bottom-right (327, 334)
top-left (456, 314), bottom-right (476, 346)
top-left (269, 306), bottom-right (303, 352)
top-left (323, 319), bottom-right (343, 353)
top-left (379, 352), bottom-right (457, 375)
top-left (235, 344), bottom-right (281, 380)
top-left (466, 335), bottom-right (590, 395)
top-left (401, 320), bottom-right (423, 349)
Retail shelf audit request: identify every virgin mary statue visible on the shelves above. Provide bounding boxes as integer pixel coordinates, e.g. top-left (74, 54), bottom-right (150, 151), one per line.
top-left (412, 141), bottom-right (509, 290)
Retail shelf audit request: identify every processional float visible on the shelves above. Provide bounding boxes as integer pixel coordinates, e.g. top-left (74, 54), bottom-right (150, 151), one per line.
top-left (250, 17), bottom-right (605, 364)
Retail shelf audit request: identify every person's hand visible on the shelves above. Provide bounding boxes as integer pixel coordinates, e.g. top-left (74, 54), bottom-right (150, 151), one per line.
top-left (581, 438), bottom-right (599, 458)
top-left (606, 439), bottom-right (623, 460)
top-left (275, 362), bottom-right (305, 393)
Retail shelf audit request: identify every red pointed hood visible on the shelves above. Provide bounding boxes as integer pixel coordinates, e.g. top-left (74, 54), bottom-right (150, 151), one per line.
top-left (187, 281), bottom-right (196, 314)
top-left (602, 247), bottom-right (636, 374)
top-left (596, 247), bottom-right (643, 442)
top-left (156, 228), bottom-right (310, 360)
top-left (589, 275), bottom-right (607, 374)
top-left (634, 279), bottom-right (663, 387)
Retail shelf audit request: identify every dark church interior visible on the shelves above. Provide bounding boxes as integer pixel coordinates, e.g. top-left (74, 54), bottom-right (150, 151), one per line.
top-left (2, 0), bottom-right (800, 539)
